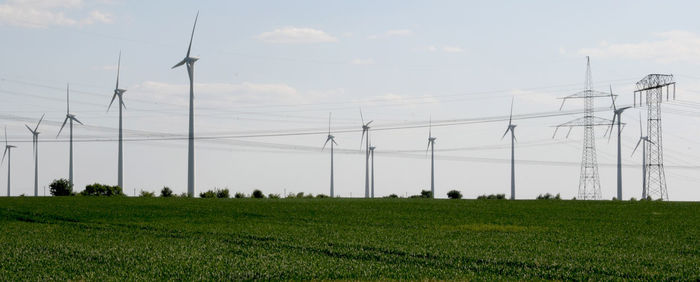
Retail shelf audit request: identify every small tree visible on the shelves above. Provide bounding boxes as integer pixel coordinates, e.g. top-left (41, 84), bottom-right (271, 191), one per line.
top-left (385, 194), bottom-right (399, 198)
top-left (295, 192), bottom-right (305, 198)
top-left (80, 183), bottom-right (124, 196)
top-left (252, 189), bottom-right (265, 199)
top-left (234, 192), bottom-right (245, 198)
top-left (199, 190), bottom-right (216, 198)
top-left (50, 179), bottom-right (73, 196)
top-left (268, 193), bottom-right (280, 199)
top-left (420, 190), bottom-right (433, 198)
top-left (216, 189), bottom-right (230, 199)
top-left (316, 194), bottom-right (329, 198)
top-left (447, 190), bottom-right (462, 199)
top-left (139, 190), bottom-right (155, 197)
top-left (160, 187), bottom-right (173, 197)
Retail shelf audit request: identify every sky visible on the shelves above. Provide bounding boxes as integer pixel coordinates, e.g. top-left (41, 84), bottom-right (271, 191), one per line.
top-left (1, 0), bottom-right (700, 200)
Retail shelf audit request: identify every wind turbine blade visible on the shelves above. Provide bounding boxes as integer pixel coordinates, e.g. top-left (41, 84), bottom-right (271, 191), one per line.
top-left (1, 147), bottom-right (6, 164)
top-left (639, 113), bottom-right (643, 137)
top-left (71, 116), bottom-right (84, 125)
top-left (513, 132), bottom-right (518, 143)
top-left (606, 114), bottom-right (616, 142)
top-left (116, 51), bottom-right (121, 90)
top-left (322, 137), bottom-right (330, 151)
top-left (57, 117), bottom-right (69, 137)
top-left (428, 115), bottom-right (432, 139)
top-left (566, 127), bottom-right (573, 139)
top-left (332, 139), bottom-right (338, 145)
top-left (631, 139), bottom-right (642, 156)
top-left (501, 128), bottom-right (510, 140)
top-left (186, 11), bottom-right (199, 58)
top-left (359, 108), bottom-right (364, 125)
top-left (120, 98), bottom-right (127, 111)
top-left (509, 96), bottom-right (514, 125)
top-left (66, 83), bottom-right (70, 114)
top-left (35, 114), bottom-right (44, 132)
top-left (360, 129), bottom-right (366, 149)
top-left (366, 120), bottom-right (373, 126)
top-left (559, 99), bottom-right (566, 111)
top-left (172, 58), bottom-right (187, 69)
top-left (552, 127), bottom-right (559, 139)
top-left (25, 124), bottom-right (33, 133)
top-left (426, 141), bottom-right (430, 157)
top-left (610, 84), bottom-right (617, 111)
top-left (107, 93), bottom-right (118, 112)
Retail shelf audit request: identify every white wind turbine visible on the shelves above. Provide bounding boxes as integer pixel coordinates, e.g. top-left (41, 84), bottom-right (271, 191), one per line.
top-left (360, 109), bottom-right (373, 198)
top-left (632, 113), bottom-right (654, 199)
top-left (606, 85), bottom-right (630, 200)
top-left (108, 51), bottom-right (127, 190)
top-left (501, 98), bottom-right (517, 200)
top-left (426, 117), bottom-right (436, 199)
top-left (172, 11), bottom-right (199, 197)
top-left (370, 142), bottom-right (376, 198)
top-left (322, 112), bottom-right (338, 197)
top-left (57, 84), bottom-right (83, 187)
top-left (2, 126), bottom-right (16, 196)
top-left (25, 114), bottom-right (44, 196)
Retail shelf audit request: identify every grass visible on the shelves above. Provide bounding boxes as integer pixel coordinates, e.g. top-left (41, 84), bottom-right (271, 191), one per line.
top-left (0, 197), bottom-right (698, 280)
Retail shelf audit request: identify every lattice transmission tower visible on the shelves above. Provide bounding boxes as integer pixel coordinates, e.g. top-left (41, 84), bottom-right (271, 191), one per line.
top-left (553, 57), bottom-right (613, 200)
top-left (633, 74), bottom-right (675, 200)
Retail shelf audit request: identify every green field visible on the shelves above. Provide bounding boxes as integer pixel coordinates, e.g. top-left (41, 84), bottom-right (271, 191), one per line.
top-left (0, 197), bottom-right (698, 280)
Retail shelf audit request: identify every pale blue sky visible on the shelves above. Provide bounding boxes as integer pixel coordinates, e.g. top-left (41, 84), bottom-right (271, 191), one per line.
top-left (1, 0), bottom-right (699, 200)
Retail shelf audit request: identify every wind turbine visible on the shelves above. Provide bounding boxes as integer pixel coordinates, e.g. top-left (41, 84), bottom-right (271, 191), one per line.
top-left (606, 85), bottom-right (630, 200)
top-left (501, 97), bottom-right (517, 200)
top-left (427, 117), bottom-right (436, 199)
top-left (632, 113), bottom-right (654, 199)
top-left (360, 109), bottom-right (373, 198)
top-left (370, 143), bottom-right (376, 198)
top-left (172, 11), bottom-right (199, 197)
top-left (322, 112), bottom-right (338, 197)
top-left (57, 84), bottom-right (83, 187)
top-left (25, 114), bottom-right (44, 196)
top-left (108, 51), bottom-right (127, 190)
top-left (2, 127), bottom-right (16, 196)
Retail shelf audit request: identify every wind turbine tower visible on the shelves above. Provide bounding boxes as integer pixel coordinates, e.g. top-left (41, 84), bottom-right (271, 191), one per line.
top-left (322, 113), bottom-right (338, 197)
top-left (108, 51), bottom-right (127, 190)
top-left (632, 114), bottom-right (654, 198)
top-left (427, 118), bottom-right (436, 199)
top-left (606, 86), bottom-right (630, 200)
top-left (58, 84), bottom-right (83, 187)
top-left (360, 110), bottom-right (373, 198)
top-left (172, 12), bottom-right (200, 197)
top-left (632, 74), bottom-right (675, 201)
top-left (26, 115), bottom-right (44, 196)
top-left (501, 98), bottom-right (516, 200)
top-left (554, 57), bottom-right (612, 200)
top-left (369, 144), bottom-right (376, 198)
top-left (2, 127), bottom-right (16, 196)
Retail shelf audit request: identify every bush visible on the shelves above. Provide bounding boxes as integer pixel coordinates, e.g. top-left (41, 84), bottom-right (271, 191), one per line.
top-left (268, 193), bottom-right (280, 199)
top-left (139, 190), bottom-right (155, 197)
top-left (199, 190), bottom-right (216, 198)
top-left (316, 194), bottom-right (329, 198)
top-left (477, 194), bottom-right (506, 200)
top-left (537, 193), bottom-right (561, 200)
top-left (286, 193), bottom-right (296, 198)
top-left (304, 193), bottom-right (315, 198)
top-left (80, 183), bottom-right (124, 196)
top-left (630, 197), bottom-right (637, 202)
top-left (216, 189), bottom-right (230, 199)
top-left (420, 190), bottom-right (433, 198)
top-left (160, 187), bottom-right (173, 197)
top-left (234, 192), bottom-right (245, 198)
top-left (447, 190), bottom-right (462, 199)
top-left (49, 179), bottom-right (74, 196)
top-left (385, 194), bottom-right (399, 198)
top-left (252, 189), bottom-right (265, 199)
top-left (296, 192), bottom-right (305, 198)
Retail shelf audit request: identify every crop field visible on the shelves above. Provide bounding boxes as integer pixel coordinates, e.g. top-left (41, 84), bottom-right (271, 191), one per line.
top-left (0, 197), bottom-right (698, 280)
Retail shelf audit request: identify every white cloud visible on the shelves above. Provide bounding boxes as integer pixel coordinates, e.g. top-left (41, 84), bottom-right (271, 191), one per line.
top-left (426, 45), bottom-right (465, 53)
top-left (256, 27), bottom-right (338, 44)
top-left (0, 0), bottom-right (112, 28)
top-left (578, 30), bottom-right (700, 64)
top-left (442, 46), bottom-right (464, 53)
top-left (368, 29), bottom-right (414, 39)
top-left (350, 58), bottom-right (375, 65)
